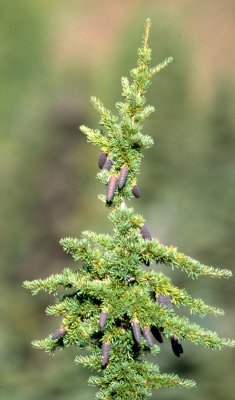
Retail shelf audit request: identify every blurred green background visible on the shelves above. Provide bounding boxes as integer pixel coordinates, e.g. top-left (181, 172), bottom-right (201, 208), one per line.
top-left (1, 1), bottom-right (235, 399)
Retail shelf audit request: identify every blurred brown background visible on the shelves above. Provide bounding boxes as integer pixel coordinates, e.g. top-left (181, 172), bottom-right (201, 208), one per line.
top-left (1, 1), bottom-right (235, 399)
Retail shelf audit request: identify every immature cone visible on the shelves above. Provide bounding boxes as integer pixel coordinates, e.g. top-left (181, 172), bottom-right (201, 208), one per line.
top-left (101, 341), bottom-right (110, 367)
top-left (102, 159), bottom-right (112, 170)
top-left (98, 152), bottom-right (107, 169)
top-left (106, 175), bottom-right (118, 204)
top-left (151, 326), bottom-right (163, 343)
top-left (171, 336), bottom-right (184, 357)
top-left (131, 320), bottom-right (142, 344)
top-left (99, 311), bottom-right (108, 330)
top-left (142, 326), bottom-right (155, 347)
top-left (51, 325), bottom-right (67, 340)
top-left (158, 295), bottom-right (172, 307)
top-left (140, 224), bottom-right (152, 240)
top-left (132, 185), bottom-right (141, 198)
top-left (118, 165), bottom-right (129, 189)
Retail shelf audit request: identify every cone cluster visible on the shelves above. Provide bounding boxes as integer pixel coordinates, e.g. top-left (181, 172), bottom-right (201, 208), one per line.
top-left (98, 152), bottom-right (142, 204)
top-left (130, 318), bottom-right (183, 357)
top-left (97, 296), bottom-right (184, 368)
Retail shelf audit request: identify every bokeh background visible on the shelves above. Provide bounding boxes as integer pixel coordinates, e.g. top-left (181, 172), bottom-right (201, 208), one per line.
top-left (1, 1), bottom-right (235, 399)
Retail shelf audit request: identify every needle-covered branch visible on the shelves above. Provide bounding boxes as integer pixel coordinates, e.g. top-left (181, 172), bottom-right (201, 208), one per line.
top-left (140, 239), bottom-right (232, 278)
top-left (23, 18), bottom-right (234, 400)
top-left (145, 271), bottom-right (224, 317)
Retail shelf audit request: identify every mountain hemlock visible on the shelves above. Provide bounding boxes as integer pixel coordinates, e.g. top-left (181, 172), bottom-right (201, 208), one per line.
top-left (23, 19), bottom-right (235, 400)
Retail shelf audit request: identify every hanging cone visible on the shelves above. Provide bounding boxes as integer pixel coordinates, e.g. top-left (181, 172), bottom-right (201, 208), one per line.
top-left (132, 185), bottom-right (141, 198)
top-left (118, 165), bottom-right (129, 189)
top-left (99, 311), bottom-right (108, 330)
top-left (171, 336), bottom-right (183, 357)
top-left (140, 224), bottom-right (152, 240)
top-left (106, 175), bottom-right (118, 204)
top-left (98, 152), bottom-right (107, 169)
top-left (131, 320), bottom-right (142, 344)
top-left (102, 159), bottom-right (113, 170)
top-left (101, 341), bottom-right (110, 367)
top-left (143, 259), bottom-right (150, 266)
top-left (151, 326), bottom-right (163, 343)
top-left (51, 325), bottom-right (67, 340)
top-left (142, 326), bottom-right (155, 347)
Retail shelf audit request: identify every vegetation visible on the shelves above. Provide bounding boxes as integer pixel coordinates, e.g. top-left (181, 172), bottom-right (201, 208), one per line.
top-left (23, 20), bottom-right (234, 399)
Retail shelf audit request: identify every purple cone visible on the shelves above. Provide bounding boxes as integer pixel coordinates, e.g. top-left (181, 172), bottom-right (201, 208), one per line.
top-left (157, 295), bottom-right (172, 307)
top-left (99, 311), bottom-right (108, 330)
top-left (132, 185), bottom-right (141, 198)
top-left (118, 165), bottom-right (129, 189)
top-left (51, 326), bottom-right (67, 340)
top-left (98, 152), bottom-right (107, 169)
top-left (142, 326), bottom-right (155, 347)
top-left (102, 159), bottom-right (113, 170)
top-left (106, 175), bottom-right (118, 203)
top-left (101, 341), bottom-right (110, 367)
top-left (140, 224), bottom-right (152, 240)
top-left (171, 336), bottom-right (183, 357)
top-left (131, 320), bottom-right (142, 344)
top-left (151, 326), bottom-right (163, 343)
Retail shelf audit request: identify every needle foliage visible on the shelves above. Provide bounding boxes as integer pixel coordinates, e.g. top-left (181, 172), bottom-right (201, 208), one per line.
top-left (23, 19), bottom-right (234, 399)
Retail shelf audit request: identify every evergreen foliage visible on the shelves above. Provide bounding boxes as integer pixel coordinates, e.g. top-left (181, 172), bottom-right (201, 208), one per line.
top-left (23, 19), bottom-right (235, 399)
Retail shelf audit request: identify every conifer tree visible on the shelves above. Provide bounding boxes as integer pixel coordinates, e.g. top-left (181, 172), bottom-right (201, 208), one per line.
top-left (23, 19), bottom-right (234, 399)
